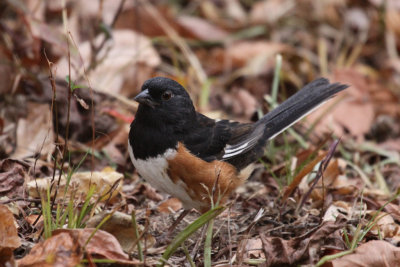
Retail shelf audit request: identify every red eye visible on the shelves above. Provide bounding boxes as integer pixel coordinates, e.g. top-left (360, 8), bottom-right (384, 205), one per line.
top-left (162, 91), bottom-right (172, 101)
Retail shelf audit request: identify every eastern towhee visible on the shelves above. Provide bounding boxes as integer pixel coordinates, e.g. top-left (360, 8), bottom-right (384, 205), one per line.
top-left (129, 77), bottom-right (347, 213)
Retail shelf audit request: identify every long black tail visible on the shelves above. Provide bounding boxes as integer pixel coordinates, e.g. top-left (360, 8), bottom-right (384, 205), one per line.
top-left (258, 78), bottom-right (348, 140)
top-left (223, 78), bottom-right (347, 170)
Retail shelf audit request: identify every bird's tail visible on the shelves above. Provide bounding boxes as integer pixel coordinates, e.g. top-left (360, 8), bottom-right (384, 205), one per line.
top-left (258, 78), bottom-right (348, 140)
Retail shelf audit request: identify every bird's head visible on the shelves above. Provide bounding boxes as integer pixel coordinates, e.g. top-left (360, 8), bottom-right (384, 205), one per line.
top-left (133, 77), bottom-right (196, 127)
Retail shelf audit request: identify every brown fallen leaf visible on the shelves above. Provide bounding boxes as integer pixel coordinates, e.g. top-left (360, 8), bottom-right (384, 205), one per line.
top-left (0, 159), bottom-right (27, 199)
top-left (27, 17), bottom-right (67, 55)
top-left (331, 240), bottom-right (400, 267)
top-left (158, 198), bottom-right (183, 214)
top-left (199, 41), bottom-right (289, 75)
top-left (261, 217), bottom-right (346, 266)
top-left (367, 211), bottom-right (400, 240)
top-left (18, 231), bottom-right (82, 267)
top-left (18, 228), bottom-right (141, 266)
top-left (310, 159), bottom-right (341, 201)
top-left (0, 205), bottom-right (21, 266)
top-left (62, 229), bottom-right (130, 262)
top-left (176, 15), bottom-right (229, 41)
top-left (323, 201), bottom-right (352, 222)
top-left (56, 30), bottom-right (160, 96)
top-left (12, 102), bottom-right (54, 160)
top-left (223, 88), bottom-right (259, 118)
top-left (250, 0), bottom-right (295, 24)
top-left (386, 0), bottom-right (400, 37)
top-left (86, 211), bottom-right (156, 253)
top-left (131, 183), bottom-right (163, 202)
top-left (305, 69), bottom-right (376, 142)
top-left (282, 150), bottom-right (327, 203)
top-left (115, 3), bottom-right (183, 37)
top-left (244, 238), bottom-right (265, 260)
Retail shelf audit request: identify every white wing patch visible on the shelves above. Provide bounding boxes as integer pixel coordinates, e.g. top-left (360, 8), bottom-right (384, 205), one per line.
top-left (222, 142), bottom-right (249, 158)
top-left (222, 135), bottom-right (260, 159)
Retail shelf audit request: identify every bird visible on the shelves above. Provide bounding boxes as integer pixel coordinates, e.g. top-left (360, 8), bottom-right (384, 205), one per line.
top-left (128, 77), bottom-right (347, 214)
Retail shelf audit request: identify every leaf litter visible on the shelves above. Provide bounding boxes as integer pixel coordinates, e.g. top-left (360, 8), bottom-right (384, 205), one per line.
top-left (0, 0), bottom-right (400, 266)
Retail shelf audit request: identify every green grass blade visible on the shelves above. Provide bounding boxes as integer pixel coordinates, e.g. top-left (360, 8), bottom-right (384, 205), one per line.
top-left (158, 206), bottom-right (225, 267)
top-left (204, 219), bottom-right (214, 267)
top-left (131, 210), bottom-right (144, 261)
top-left (76, 185), bottom-right (96, 228)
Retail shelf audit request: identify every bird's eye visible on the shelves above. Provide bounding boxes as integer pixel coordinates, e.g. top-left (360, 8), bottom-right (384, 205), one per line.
top-left (162, 91), bottom-right (172, 101)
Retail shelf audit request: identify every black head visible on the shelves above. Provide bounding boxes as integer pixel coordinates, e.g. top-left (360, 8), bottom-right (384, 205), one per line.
top-left (133, 77), bottom-right (196, 129)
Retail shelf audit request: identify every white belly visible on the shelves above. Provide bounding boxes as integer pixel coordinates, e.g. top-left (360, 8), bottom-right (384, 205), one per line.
top-left (128, 141), bottom-right (203, 210)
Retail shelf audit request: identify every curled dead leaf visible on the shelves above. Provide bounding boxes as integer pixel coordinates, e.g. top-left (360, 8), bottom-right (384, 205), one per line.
top-left (0, 159), bottom-right (27, 199)
top-left (12, 102), bottom-right (54, 160)
top-left (331, 240), bottom-right (400, 267)
top-left (261, 218), bottom-right (346, 266)
top-left (158, 198), bottom-right (183, 214)
top-left (0, 205), bottom-right (21, 266)
top-left (56, 30), bottom-right (160, 96)
top-left (18, 231), bottom-right (81, 267)
top-left (18, 228), bottom-right (141, 266)
top-left (177, 16), bottom-right (229, 41)
top-left (86, 211), bottom-right (156, 253)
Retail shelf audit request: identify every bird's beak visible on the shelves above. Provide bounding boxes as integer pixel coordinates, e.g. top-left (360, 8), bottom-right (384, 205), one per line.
top-left (134, 89), bottom-right (158, 108)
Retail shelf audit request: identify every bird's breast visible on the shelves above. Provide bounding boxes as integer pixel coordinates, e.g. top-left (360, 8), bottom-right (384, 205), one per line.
top-left (128, 141), bottom-right (205, 210)
top-left (129, 141), bottom-right (246, 212)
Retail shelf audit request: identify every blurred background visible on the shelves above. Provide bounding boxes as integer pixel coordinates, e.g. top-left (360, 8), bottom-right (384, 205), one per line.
top-left (2, 0), bottom-right (400, 265)
top-left (1, 0), bottom-right (400, 165)
top-left (1, 0), bottom-right (400, 161)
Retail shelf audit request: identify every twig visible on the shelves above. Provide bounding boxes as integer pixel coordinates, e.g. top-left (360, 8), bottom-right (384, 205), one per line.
top-left (0, 198), bottom-right (41, 204)
top-left (141, 0), bottom-right (207, 85)
top-left (50, 34), bottom-right (72, 207)
top-left (297, 139), bottom-right (340, 213)
top-left (87, 0), bottom-right (126, 72)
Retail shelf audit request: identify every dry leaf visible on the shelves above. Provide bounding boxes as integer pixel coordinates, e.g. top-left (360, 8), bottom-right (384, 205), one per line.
top-left (0, 159), bottom-right (27, 199)
top-left (18, 231), bottom-right (82, 267)
top-left (27, 18), bottom-right (67, 53)
top-left (331, 240), bottom-right (400, 267)
top-left (86, 211), bottom-right (156, 252)
top-left (201, 41), bottom-right (289, 75)
top-left (177, 16), bottom-right (229, 41)
top-left (158, 198), bottom-right (183, 213)
top-left (310, 159), bottom-right (340, 201)
top-left (27, 170), bottom-right (123, 201)
top-left (18, 228), bottom-right (141, 266)
top-left (226, 41), bottom-right (289, 69)
top-left (244, 238), bottom-right (265, 260)
top-left (367, 211), bottom-right (400, 240)
top-left (56, 30), bottom-right (160, 95)
top-left (323, 201), bottom-right (352, 222)
top-left (0, 205), bottom-right (21, 266)
top-left (261, 218), bottom-right (346, 266)
top-left (115, 4), bottom-right (181, 37)
top-left (224, 0), bottom-right (247, 24)
top-left (12, 102), bottom-right (54, 159)
top-left (250, 0), bottom-right (295, 24)
top-left (132, 183), bottom-right (163, 202)
top-left (305, 69), bottom-right (377, 142)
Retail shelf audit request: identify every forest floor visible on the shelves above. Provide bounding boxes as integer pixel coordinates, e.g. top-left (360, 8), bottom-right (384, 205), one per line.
top-left (1, 0), bottom-right (400, 266)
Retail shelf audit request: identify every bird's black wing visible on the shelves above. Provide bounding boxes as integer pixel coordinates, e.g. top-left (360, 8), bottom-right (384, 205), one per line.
top-left (220, 78), bottom-right (348, 169)
top-left (183, 112), bottom-right (258, 168)
top-left (182, 113), bottom-right (235, 162)
top-left (184, 78), bottom-right (348, 170)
